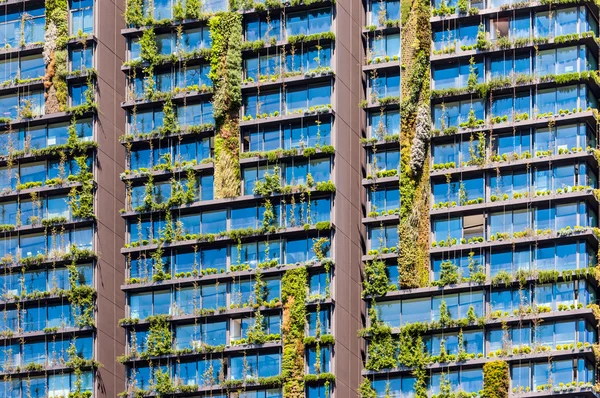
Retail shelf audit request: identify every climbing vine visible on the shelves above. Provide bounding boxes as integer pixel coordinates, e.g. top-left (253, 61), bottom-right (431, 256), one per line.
top-left (359, 306), bottom-right (397, 371)
top-left (281, 267), bottom-right (308, 397)
top-left (208, 12), bottom-right (243, 198)
top-left (68, 155), bottom-right (95, 220)
top-left (44, 0), bottom-right (69, 113)
top-left (68, 261), bottom-right (96, 328)
top-left (145, 315), bottom-right (173, 357)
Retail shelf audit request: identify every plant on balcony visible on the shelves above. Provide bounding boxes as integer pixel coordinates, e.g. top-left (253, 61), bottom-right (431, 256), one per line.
top-left (363, 260), bottom-right (396, 297)
top-left (435, 260), bottom-right (460, 286)
top-left (145, 315), bottom-right (173, 357)
top-left (358, 378), bottom-right (377, 398)
top-left (125, 0), bottom-right (144, 27)
top-left (359, 306), bottom-right (397, 371)
top-left (475, 24), bottom-right (490, 50)
top-left (68, 263), bottom-right (96, 328)
top-left (68, 156), bottom-right (95, 220)
top-left (483, 361), bottom-right (509, 398)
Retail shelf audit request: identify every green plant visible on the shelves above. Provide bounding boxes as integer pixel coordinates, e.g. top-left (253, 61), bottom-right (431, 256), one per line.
top-left (68, 156), bottom-right (95, 220)
top-left (361, 306), bottom-right (397, 370)
top-left (363, 260), bottom-right (396, 297)
top-left (482, 361), bottom-right (510, 398)
top-left (145, 315), bottom-right (173, 357)
top-left (209, 12), bottom-right (243, 199)
top-left (281, 267), bottom-right (308, 396)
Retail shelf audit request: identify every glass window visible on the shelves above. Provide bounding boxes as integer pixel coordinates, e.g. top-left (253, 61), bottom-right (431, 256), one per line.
top-left (70, 0), bottom-right (94, 35)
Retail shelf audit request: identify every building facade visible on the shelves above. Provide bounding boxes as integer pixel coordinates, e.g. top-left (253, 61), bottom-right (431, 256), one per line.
top-left (118, 0), bottom-right (364, 396)
top-left (0, 0), bottom-right (126, 397)
top-left (360, 0), bottom-right (600, 396)
top-left (0, 0), bottom-right (596, 396)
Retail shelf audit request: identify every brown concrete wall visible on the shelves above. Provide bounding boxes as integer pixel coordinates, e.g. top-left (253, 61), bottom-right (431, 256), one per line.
top-left (93, 0), bottom-right (127, 395)
top-left (332, 0), bottom-right (367, 395)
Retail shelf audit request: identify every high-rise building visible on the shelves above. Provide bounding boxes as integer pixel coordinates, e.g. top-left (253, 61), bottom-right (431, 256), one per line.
top-left (360, 0), bottom-right (600, 396)
top-left (0, 0), bottom-right (126, 397)
top-left (1, 0), bottom-right (597, 396)
top-left (117, 0), bottom-right (366, 396)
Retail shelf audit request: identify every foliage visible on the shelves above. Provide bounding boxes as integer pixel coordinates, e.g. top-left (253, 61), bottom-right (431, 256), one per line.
top-left (312, 237), bottom-right (330, 262)
top-left (482, 361), bottom-right (509, 398)
top-left (281, 267), bottom-right (308, 396)
top-left (253, 166), bottom-right (282, 196)
top-left (154, 367), bottom-right (176, 396)
top-left (125, 0), bottom-right (144, 26)
top-left (409, 105), bottom-right (430, 172)
top-left (246, 310), bottom-right (268, 344)
top-left (362, 306), bottom-right (397, 370)
top-left (209, 12), bottom-right (243, 198)
top-left (67, 263), bottom-right (96, 328)
top-left (363, 260), bottom-right (395, 297)
top-left (44, 0), bottom-right (69, 112)
top-left (145, 315), bottom-right (173, 357)
top-left (68, 156), bottom-right (95, 219)
top-left (436, 260), bottom-right (459, 286)
top-left (398, 0), bottom-right (431, 291)
top-left (358, 378), bottom-right (377, 398)
top-left (185, 0), bottom-right (202, 19)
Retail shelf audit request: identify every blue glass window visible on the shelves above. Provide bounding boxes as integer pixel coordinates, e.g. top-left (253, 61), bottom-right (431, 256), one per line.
top-left (370, 70), bottom-right (400, 99)
top-left (20, 55), bottom-right (45, 80)
top-left (242, 164), bottom-right (277, 195)
top-left (433, 59), bottom-right (482, 90)
top-left (284, 158), bottom-right (330, 186)
top-left (285, 44), bottom-right (331, 74)
top-left (306, 345), bottom-right (330, 374)
top-left (129, 289), bottom-right (171, 319)
top-left (245, 54), bottom-right (281, 81)
top-left (244, 89), bottom-right (281, 117)
top-left (286, 237), bottom-right (322, 263)
top-left (308, 309), bottom-right (330, 336)
top-left (180, 27), bottom-right (211, 51)
top-left (130, 109), bottom-right (164, 134)
top-left (70, 47), bottom-right (93, 72)
top-left (177, 101), bottom-right (214, 127)
top-left (307, 384), bottom-right (330, 398)
top-left (202, 0), bottom-right (228, 13)
top-left (286, 8), bottom-right (331, 37)
top-left (369, 148), bottom-right (400, 174)
top-left (368, 225), bottom-right (398, 250)
top-left (369, 0), bottom-right (400, 24)
top-left (70, 0), bottom-right (94, 35)
top-left (369, 109), bottom-right (400, 139)
top-left (286, 83), bottom-right (330, 113)
top-left (0, 8), bottom-right (45, 48)
top-left (245, 15), bottom-right (281, 41)
top-left (230, 352), bottom-right (281, 380)
top-left (69, 83), bottom-right (91, 107)
top-left (369, 33), bottom-right (400, 59)
top-left (176, 64), bottom-right (211, 89)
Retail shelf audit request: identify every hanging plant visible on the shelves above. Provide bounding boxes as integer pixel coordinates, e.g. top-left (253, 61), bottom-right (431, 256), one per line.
top-left (68, 156), bottom-right (95, 220)
top-left (145, 314), bottom-right (173, 357)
